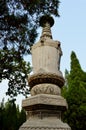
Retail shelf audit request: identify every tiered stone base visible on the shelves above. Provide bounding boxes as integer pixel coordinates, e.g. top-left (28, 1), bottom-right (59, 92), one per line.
top-left (19, 117), bottom-right (71, 130)
top-left (22, 94), bottom-right (68, 111)
top-left (19, 94), bottom-right (71, 130)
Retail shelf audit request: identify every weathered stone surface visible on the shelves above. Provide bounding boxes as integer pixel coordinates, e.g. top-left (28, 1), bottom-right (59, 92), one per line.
top-left (32, 40), bottom-right (62, 74)
top-left (31, 39), bottom-right (60, 50)
top-left (19, 15), bottom-right (71, 130)
top-left (31, 84), bottom-right (61, 96)
top-left (19, 118), bottom-right (71, 130)
top-left (28, 72), bottom-right (65, 89)
top-left (26, 110), bottom-right (62, 119)
top-left (22, 94), bottom-right (68, 110)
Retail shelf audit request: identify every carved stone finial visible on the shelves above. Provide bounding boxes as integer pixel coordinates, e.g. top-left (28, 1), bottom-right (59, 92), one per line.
top-left (40, 15), bottom-right (54, 39)
top-left (40, 15), bottom-right (54, 27)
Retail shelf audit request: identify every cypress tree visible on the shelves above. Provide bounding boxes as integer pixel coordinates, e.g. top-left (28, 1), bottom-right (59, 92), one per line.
top-left (62, 51), bottom-right (86, 130)
top-left (0, 99), bottom-right (26, 130)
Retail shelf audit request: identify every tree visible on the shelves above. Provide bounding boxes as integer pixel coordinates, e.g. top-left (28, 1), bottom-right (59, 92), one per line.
top-left (17, 108), bottom-right (26, 129)
top-left (62, 51), bottom-right (86, 130)
top-left (0, 98), bottom-right (5, 130)
top-left (0, 0), bottom-right (60, 98)
top-left (0, 99), bottom-right (26, 130)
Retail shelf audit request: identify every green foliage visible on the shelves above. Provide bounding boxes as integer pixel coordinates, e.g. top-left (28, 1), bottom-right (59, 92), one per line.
top-left (20, 0), bottom-right (60, 16)
top-left (0, 0), bottom-right (60, 98)
top-left (62, 51), bottom-right (86, 130)
top-left (0, 0), bottom-right (60, 55)
top-left (0, 48), bottom-right (32, 98)
top-left (0, 99), bottom-right (26, 130)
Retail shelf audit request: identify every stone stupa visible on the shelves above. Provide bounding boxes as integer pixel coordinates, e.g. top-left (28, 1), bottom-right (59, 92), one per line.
top-left (19, 15), bottom-right (71, 130)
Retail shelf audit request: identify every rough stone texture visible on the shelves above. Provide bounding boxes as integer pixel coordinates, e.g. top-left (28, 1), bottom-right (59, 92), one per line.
top-left (32, 39), bottom-right (60, 50)
top-left (31, 19), bottom-right (62, 74)
top-left (19, 118), bottom-right (71, 130)
top-left (22, 94), bottom-right (67, 110)
top-left (19, 16), bottom-right (71, 130)
top-left (31, 84), bottom-right (61, 96)
top-left (32, 39), bottom-right (62, 74)
top-left (28, 72), bottom-right (65, 89)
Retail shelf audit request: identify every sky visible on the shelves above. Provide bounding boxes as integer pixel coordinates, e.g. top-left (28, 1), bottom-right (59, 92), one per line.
top-left (0, 0), bottom-right (86, 107)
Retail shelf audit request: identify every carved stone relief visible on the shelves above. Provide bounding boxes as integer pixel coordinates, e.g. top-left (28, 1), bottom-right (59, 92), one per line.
top-left (31, 84), bottom-right (61, 96)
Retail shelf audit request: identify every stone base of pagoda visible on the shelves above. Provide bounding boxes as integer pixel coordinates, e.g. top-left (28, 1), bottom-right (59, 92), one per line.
top-left (19, 116), bottom-right (71, 130)
top-left (19, 94), bottom-right (71, 130)
top-left (22, 94), bottom-right (68, 111)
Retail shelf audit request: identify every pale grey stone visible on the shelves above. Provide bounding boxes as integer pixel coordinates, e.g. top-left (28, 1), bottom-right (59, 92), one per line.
top-left (31, 84), bottom-right (61, 96)
top-left (19, 16), bottom-right (71, 130)
top-left (22, 94), bottom-right (68, 109)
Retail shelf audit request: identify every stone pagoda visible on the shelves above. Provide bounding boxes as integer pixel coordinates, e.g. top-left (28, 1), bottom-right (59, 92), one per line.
top-left (19, 15), bottom-right (71, 130)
